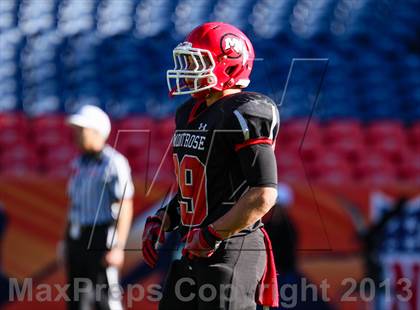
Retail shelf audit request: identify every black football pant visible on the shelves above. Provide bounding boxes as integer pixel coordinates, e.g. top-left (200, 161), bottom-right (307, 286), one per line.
top-left (65, 223), bottom-right (122, 310)
top-left (159, 229), bottom-right (266, 310)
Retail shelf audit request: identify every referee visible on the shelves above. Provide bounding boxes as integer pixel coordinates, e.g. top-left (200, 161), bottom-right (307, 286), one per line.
top-left (62, 105), bottom-right (134, 310)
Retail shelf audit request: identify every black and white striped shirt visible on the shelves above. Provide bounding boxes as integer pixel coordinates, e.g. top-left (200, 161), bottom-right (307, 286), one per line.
top-left (67, 145), bottom-right (134, 226)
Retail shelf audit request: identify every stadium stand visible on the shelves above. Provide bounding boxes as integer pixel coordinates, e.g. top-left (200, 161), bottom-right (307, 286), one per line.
top-left (0, 0), bottom-right (419, 185)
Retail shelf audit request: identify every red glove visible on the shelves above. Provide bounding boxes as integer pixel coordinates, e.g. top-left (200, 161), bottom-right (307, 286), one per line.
top-left (182, 225), bottom-right (223, 259)
top-left (141, 216), bottom-right (165, 268)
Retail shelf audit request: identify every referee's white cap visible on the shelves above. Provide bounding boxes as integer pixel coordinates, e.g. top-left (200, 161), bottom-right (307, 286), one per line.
top-left (67, 105), bottom-right (111, 140)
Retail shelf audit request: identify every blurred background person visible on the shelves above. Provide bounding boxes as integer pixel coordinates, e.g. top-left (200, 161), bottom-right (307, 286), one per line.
top-left (340, 195), bottom-right (410, 309)
top-left (61, 105), bottom-right (134, 310)
top-left (261, 184), bottom-right (333, 310)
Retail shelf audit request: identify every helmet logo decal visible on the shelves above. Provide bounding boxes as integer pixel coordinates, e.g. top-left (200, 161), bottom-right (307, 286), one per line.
top-left (221, 33), bottom-right (245, 59)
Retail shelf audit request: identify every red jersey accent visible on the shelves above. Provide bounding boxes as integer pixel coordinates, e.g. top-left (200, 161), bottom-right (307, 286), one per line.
top-left (234, 138), bottom-right (273, 151)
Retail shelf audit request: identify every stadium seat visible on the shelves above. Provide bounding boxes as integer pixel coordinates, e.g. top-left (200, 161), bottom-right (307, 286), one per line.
top-left (299, 139), bottom-right (324, 162)
top-left (314, 169), bottom-right (353, 184)
top-left (0, 127), bottom-right (27, 149)
top-left (323, 119), bottom-right (364, 144)
top-left (276, 150), bottom-right (307, 181)
top-left (370, 138), bottom-right (410, 163)
top-left (315, 150), bottom-right (351, 172)
top-left (366, 121), bottom-right (407, 144)
top-left (0, 113), bottom-right (28, 131)
top-left (308, 151), bottom-right (352, 179)
top-left (354, 152), bottom-right (396, 182)
top-left (31, 114), bottom-right (67, 131)
top-left (328, 139), bottom-right (366, 162)
top-left (276, 150), bottom-right (303, 170)
top-left (397, 151), bottom-right (420, 182)
top-left (0, 113), bottom-right (29, 146)
top-left (359, 169), bottom-right (398, 185)
top-left (408, 121), bottom-right (420, 146)
top-left (117, 132), bottom-right (150, 156)
top-left (115, 116), bottom-right (157, 153)
top-left (0, 144), bottom-right (38, 174)
top-left (0, 144), bottom-right (37, 165)
top-left (0, 0), bottom-right (418, 182)
top-left (34, 130), bottom-right (72, 150)
top-left (31, 114), bottom-right (72, 149)
top-left (156, 117), bottom-right (175, 140)
top-left (280, 118), bottom-right (322, 145)
top-left (277, 167), bottom-right (307, 182)
top-left (118, 116), bottom-right (156, 130)
top-left (44, 164), bottom-right (72, 177)
top-left (41, 145), bottom-right (78, 170)
top-left (0, 161), bottom-right (38, 176)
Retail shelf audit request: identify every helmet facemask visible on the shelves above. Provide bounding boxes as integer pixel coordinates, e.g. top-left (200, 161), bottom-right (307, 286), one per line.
top-left (167, 42), bottom-right (217, 96)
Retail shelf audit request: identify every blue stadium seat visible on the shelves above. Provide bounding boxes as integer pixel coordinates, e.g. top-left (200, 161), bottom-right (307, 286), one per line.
top-left (0, 0), bottom-right (417, 124)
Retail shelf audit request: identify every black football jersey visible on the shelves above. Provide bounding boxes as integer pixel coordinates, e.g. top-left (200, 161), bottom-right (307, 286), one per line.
top-left (171, 91), bottom-right (279, 234)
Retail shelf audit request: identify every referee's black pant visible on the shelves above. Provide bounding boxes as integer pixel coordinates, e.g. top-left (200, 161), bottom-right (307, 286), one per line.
top-left (159, 228), bottom-right (267, 310)
top-left (65, 222), bottom-right (122, 310)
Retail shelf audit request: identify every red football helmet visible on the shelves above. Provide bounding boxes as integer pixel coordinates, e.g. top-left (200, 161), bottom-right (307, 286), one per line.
top-left (167, 22), bottom-right (255, 98)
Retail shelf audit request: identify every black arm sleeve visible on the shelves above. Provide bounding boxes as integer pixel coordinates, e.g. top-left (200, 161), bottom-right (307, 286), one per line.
top-left (156, 194), bottom-right (181, 232)
top-left (237, 143), bottom-right (278, 188)
top-left (224, 93), bottom-right (280, 188)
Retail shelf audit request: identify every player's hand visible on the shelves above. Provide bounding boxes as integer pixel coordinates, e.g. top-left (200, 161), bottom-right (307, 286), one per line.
top-left (105, 247), bottom-right (125, 269)
top-left (141, 216), bottom-right (165, 268)
top-left (182, 225), bottom-right (223, 259)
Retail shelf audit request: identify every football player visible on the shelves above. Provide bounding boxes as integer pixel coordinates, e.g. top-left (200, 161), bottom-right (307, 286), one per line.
top-left (142, 22), bottom-right (279, 309)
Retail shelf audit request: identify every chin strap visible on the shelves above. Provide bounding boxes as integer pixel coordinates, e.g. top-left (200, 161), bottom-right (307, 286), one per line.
top-left (191, 88), bottom-right (212, 100)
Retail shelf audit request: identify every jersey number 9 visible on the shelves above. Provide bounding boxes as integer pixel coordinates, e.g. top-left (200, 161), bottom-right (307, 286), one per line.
top-left (173, 154), bottom-right (208, 226)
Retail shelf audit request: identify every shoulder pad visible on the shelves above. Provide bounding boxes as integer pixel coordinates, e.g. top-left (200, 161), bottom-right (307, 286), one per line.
top-left (233, 92), bottom-right (277, 121)
top-left (227, 92), bottom-right (280, 142)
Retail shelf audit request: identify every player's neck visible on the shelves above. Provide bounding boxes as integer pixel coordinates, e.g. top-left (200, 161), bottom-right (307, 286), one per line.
top-left (205, 89), bottom-right (241, 107)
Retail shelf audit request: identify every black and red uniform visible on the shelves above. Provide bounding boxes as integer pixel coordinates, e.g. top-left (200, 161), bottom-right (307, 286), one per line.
top-left (159, 91), bottom-right (280, 310)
